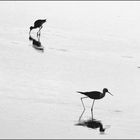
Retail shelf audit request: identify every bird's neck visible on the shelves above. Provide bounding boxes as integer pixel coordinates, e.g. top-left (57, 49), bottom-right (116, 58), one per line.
top-left (99, 124), bottom-right (105, 132)
top-left (32, 26), bottom-right (36, 29)
top-left (100, 92), bottom-right (106, 98)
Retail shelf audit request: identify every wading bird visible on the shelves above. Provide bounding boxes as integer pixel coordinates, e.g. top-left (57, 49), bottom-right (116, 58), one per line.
top-left (29, 19), bottom-right (46, 35)
top-left (77, 88), bottom-right (113, 119)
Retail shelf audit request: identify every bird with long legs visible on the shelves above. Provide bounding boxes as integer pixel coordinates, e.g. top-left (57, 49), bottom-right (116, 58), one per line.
top-left (77, 88), bottom-right (113, 120)
top-left (29, 19), bottom-right (46, 35)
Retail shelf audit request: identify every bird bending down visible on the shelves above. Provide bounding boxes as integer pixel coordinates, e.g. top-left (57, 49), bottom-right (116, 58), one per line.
top-left (77, 88), bottom-right (113, 120)
top-left (29, 19), bottom-right (46, 35)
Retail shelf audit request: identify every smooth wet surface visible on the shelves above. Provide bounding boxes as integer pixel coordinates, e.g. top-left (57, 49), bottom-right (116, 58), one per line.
top-left (0, 1), bottom-right (140, 138)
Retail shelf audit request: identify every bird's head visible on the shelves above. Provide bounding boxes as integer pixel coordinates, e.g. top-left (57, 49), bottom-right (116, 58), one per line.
top-left (30, 26), bottom-right (34, 31)
top-left (29, 35), bottom-right (33, 41)
top-left (103, 88), bottom-right (113, 96)
top-left (99, 127), bottom-right (105, 133)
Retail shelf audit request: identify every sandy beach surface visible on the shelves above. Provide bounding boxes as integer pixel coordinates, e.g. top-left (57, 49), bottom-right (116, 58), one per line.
top-left (0, 1), bottom-right (140, 138)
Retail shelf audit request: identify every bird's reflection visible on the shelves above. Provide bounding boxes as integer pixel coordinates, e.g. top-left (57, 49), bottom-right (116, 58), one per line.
top-left (29, 34), bottom-right (44, 52)
top-left (75, 110), bottom-right (109, 134)
top-left (76, 117), bottom-right (106, 134)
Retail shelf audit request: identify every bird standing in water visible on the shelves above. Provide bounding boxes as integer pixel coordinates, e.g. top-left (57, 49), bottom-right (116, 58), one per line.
top-left (77, 88), bottom-right (113, 120)
top-left (29, 19), bottom-right (46, 35)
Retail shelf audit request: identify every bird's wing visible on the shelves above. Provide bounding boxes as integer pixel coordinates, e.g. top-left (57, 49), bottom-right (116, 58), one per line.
top-left (84, 91), bottom-right (101, 97)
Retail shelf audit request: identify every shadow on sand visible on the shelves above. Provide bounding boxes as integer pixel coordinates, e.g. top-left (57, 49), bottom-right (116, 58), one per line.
top-left (29, 34), bottom-right (44, 52)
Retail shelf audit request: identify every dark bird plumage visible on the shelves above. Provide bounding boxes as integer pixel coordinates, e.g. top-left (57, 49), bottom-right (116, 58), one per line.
top-left (77, 88), bottom-right (113, 100)
top-left (29, 19), bottom-right (46, 35)
top-left (77, 88), bottom-right (113, 120)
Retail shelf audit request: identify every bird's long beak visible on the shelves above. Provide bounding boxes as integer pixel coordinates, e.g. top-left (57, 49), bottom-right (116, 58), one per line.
top-left (108, 92), bottom-right (113, 96)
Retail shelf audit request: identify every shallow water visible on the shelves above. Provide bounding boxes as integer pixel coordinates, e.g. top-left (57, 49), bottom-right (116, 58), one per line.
top-left (0, 1), bottom-right (140, 138)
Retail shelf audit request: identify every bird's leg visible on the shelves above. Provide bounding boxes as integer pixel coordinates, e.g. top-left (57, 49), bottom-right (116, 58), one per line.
top-left (81, 97), bottom-right (87, 110)
top-left (91, 100), bottom-right (95, 120)
top-left (37, 34), bottom-right (41, 41)
top-left (37, 32), bottom-right (40, 37)
top-left (79, 97), bottom-right (88, 121)
top-left (37, 26), bottom-right (43, 36)
top-left (37, 32), bottom-right (40, 36)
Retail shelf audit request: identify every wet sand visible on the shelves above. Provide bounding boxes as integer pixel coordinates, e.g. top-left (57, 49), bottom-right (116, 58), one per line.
top-left (0, 1), bottom-right (140, 138)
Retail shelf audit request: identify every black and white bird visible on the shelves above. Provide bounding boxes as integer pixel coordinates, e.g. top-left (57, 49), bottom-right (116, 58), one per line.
top-left (29, 19), bottom-right (46, 35)
top-left (77, 88), bottom-right (113, 119)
